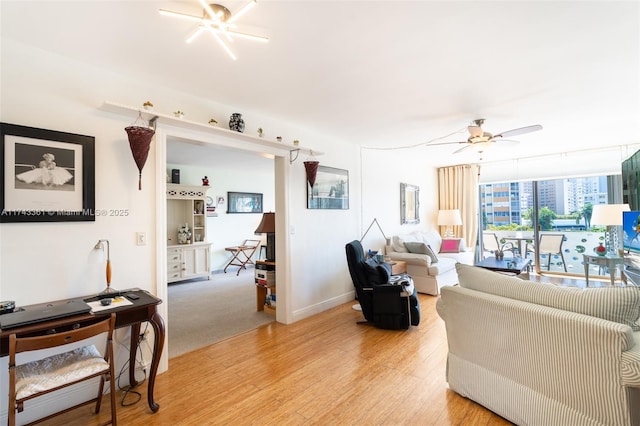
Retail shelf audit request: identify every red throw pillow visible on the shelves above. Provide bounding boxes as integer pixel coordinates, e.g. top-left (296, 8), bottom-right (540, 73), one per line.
top-left (440, 239), bottom-right (462, 253)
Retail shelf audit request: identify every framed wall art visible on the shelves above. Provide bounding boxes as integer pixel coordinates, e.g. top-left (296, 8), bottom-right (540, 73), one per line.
top-left (227, 191), bottom-right (263, 214)
top-left (400, 182), bottom-right (420, 225)
top-left (0, 123), bottom-right (95, 223)
top-left (307, 165), bottom-right (349, 210)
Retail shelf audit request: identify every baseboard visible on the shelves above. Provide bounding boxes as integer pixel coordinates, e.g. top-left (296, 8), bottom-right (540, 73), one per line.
top-left (291, 290), bottom-right (355, 322)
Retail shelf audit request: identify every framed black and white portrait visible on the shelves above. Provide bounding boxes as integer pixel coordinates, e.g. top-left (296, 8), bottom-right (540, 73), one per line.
top-left (1, 123), bottom-right (95, 222)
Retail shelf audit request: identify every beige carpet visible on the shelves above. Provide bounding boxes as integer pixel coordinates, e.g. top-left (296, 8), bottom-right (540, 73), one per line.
top-left (167, 268), bottom-right (274, 358)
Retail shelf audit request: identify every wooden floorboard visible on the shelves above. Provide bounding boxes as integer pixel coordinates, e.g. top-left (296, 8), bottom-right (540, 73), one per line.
top-left (41, 292), bottom-right (516, 426)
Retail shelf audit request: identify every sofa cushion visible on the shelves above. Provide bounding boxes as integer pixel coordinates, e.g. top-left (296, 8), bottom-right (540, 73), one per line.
top-left (441, 238), bottom-right (463, 253)
top-left (456, 263), bottom-right (640, 331)
top-left (392, 233), bottom-right (421, 253)
top-left (421, 230), bottom-right (443, 253)
top-left (404, 242), bottom-right (438, 263)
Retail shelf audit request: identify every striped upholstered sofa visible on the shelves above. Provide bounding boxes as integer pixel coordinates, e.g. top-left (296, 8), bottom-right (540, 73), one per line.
top-left (437, 263), bottom-right (640, 426)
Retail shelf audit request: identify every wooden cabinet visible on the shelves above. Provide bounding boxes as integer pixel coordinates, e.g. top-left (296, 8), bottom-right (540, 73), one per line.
top-left (167, 184), bottom-right (211, 283)
top-left (167, 243), bottom-right (211, 283)
top-left (167, 184), bottom-right (209, 244)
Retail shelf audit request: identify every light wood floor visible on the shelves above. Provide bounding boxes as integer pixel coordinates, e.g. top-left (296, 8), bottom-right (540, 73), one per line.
top-left (44, 293), bottom-right (514, 426)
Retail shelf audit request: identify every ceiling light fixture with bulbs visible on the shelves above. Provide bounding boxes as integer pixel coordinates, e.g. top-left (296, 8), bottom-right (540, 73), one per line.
top-left (159, 0), bottom-right (268, 60)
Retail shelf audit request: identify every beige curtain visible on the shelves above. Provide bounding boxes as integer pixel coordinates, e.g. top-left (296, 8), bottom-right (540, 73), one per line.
top-left (438, 164), bottom-right (480, 251)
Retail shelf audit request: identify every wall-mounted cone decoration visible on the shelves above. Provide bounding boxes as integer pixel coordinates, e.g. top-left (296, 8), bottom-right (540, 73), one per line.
top-left (125, 126), bottom-right (155, 190)
top-left (304, 160), bottom-right (319, 198)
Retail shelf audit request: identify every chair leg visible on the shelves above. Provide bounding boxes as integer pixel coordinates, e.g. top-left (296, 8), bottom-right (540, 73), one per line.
top-left (8, 402), bottom-right (15, 426)
top-left (560, 252), bottom-right (567, 272)
top-left (95, 375), bottom-right (105, 413)
top-left (109, 371), bottom-right (117, 426)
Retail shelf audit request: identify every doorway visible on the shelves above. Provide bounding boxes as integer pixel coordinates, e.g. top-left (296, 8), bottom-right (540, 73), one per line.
top-left (164, 136), bottom-right (277, 358)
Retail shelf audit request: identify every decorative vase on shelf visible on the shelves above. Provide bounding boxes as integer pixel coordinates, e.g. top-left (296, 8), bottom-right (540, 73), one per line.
top-left (178, 223), bottom-right (191, 244)
top-left (229, 113), bottom-right (245, 133)
top-left (596, 242), bottom-right (606, 256)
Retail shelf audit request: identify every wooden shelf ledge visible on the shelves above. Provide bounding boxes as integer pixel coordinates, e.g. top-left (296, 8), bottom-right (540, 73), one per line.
top-left (100, 101), bottom-right (323, 162)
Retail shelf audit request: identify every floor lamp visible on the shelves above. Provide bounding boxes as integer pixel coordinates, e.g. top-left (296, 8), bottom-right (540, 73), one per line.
top-left (353, 218), bottom-right (390, 312)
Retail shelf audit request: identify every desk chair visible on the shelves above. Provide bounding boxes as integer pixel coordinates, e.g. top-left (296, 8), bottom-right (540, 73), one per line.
top-left (223, 239), bottom-right (261, 275)
top-left (8, 313), bottom-right (117, 426)
top-left (526, 233), bottom-right (567, 272)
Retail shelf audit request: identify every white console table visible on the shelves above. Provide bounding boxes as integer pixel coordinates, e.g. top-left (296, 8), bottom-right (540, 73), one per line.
top-left (583, 254), bottom-right (624, 287)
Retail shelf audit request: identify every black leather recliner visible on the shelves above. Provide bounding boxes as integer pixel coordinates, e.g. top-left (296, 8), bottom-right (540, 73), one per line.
top-left (345, 240), bottom-right (420, 329)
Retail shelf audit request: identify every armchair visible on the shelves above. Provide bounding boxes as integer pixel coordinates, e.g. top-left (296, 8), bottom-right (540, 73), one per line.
top-left (345, 240), bottom-right (420, 329)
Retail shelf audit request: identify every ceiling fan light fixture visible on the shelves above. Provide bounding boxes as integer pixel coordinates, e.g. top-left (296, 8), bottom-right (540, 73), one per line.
top-left (211, 31), bottom-right (238, 60)
top-left (185, 26), bottom-right (205, 43)
top-left (228, 0), bottom-right (256, 24)
top-left (160, 0), bottom-right (267, 59)
top-left (468, 125), bottom-right (483, 138)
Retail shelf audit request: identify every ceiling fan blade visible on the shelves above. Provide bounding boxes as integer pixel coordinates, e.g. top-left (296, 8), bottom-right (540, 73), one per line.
top-left (494, 124), bottom-right (542, 139)
top-left (495, 139), bottom-right (520, 147)
top-left (425, 141), bottom-right (468, 147)
top-left (452, 144), bottom-right (473, 154)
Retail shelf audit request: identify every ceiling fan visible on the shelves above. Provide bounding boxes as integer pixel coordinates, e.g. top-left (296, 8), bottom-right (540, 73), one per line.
top-left (428, 119), bottom-right (543, 154)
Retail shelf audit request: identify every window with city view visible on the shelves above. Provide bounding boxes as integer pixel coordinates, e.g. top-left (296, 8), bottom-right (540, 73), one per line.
top-left (480, 175), bottom-right (615, 277)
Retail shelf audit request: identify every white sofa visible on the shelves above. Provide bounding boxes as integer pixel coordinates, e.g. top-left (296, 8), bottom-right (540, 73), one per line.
top-left (385, 230), bottom-right (474, 295)
top-left (437, 263), bottom-right (640, 425)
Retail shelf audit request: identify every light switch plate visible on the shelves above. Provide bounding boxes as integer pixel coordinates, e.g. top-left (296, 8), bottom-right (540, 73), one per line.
top-left (136, 232), bottom-right (146, 246)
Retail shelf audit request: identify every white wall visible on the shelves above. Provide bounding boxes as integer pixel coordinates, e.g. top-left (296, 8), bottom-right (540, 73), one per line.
top-left (360, 147), bottom-right (439, 251)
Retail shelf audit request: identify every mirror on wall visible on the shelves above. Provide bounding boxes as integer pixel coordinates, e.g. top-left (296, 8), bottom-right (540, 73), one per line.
top-left (400, 183), bottom-right (420, 224)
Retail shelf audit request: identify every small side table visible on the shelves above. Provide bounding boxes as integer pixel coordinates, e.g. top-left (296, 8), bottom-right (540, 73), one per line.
top-left (255, 260), bottom-right (276, 314)
top-left (390, 261), bottom-right (407, 275)
top-left (583, 254), bottom-right (624, 286)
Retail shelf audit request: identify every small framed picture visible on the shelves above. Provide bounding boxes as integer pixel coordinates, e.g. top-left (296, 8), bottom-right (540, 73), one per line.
top-left (227, 192), bottom-right (263, 214)
top-left (1, 122), bottom-right (95, 222)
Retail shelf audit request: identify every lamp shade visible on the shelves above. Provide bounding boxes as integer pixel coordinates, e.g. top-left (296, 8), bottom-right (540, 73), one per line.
top-left (591, 204), bottom-right (630, 226)
top-left (254, 212), bottom-right (275, 234)
top-left (437, 209), bottom-right (462, 226)
top-left (255, 212), bottom-right (275, 261)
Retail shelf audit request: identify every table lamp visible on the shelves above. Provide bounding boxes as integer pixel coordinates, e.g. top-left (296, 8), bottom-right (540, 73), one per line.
top-left (437, 209), bottom-right (462, 238)
top-left (591, 204), bottom-right (630, 255)
top-left (255, 212), bottom-right (275, 261)
top-left (95, 239), bottom-right (117, 294)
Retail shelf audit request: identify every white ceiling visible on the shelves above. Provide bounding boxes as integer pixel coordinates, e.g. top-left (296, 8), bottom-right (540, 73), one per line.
top-left (2, 1), bottom-right (639, 167)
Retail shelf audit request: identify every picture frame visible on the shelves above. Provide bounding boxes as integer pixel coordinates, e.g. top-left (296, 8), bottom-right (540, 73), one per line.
top-left (307, 165), bottom-right (349, 210)
top-left (227, 191), bottom-right (263, 214)
top-left (1, 123), bottom-right (95, 223)
top-left (400, 182), bottom-right (420, 225)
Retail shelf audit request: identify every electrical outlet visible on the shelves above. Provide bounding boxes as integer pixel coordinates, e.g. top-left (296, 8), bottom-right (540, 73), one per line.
top-left (136, 232), bottom-right (146, 246)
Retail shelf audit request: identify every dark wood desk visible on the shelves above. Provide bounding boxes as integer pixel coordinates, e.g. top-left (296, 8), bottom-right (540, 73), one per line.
top-left (0, 289), bottom-right (165, 413)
